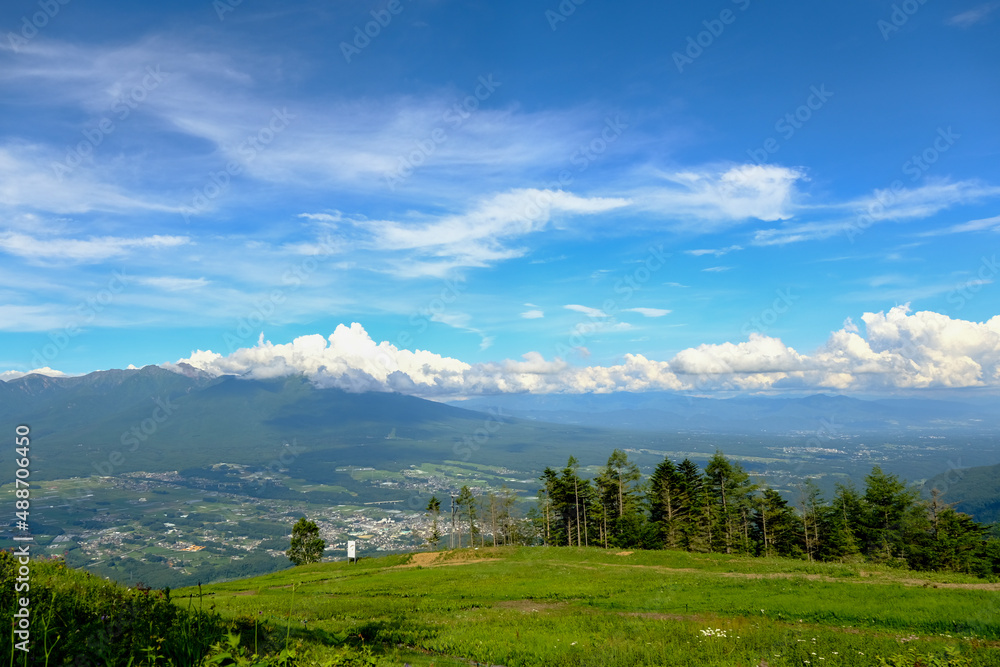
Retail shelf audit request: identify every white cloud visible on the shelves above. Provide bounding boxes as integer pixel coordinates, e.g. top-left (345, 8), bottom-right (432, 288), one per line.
top-left (754, 181), bottom-right (1000, 246)
top-left (623, 307), bottom-right (671, 317)
top-left (134, 276), bottom-right (209, 291)
top-left (637, 164), bottom-right (804, 226)
top-left (339, 189), bottom-right (629, 277)
top-left (0, 231), bottom-right (190, 263)
top-left (428, 311), bottom-right (493, 350)
top-left (919, 214), bottom-right (1000, 236)
top-left (165, 308), bottom-right (1000, 396)
top-left (702, 266), bottom-right (732, 273)
top-left (521, 310), bottom-right (544, 319)
top-left (0, 144), bottom-right (181, 216)
top-left (947, 2), bottom-right (1000, 27)
top-left (0, 367), bottom-right (68, 381)
top-left (684, 245), bottom-right (743, 257)
top-left (564, 304), bottom-right (607, 318)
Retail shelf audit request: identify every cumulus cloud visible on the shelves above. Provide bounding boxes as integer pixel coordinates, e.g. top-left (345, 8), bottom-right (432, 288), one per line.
top-left (164, 307), bottom-right (1000, 396)
top-left (0, 367), bottom-right (68, 381)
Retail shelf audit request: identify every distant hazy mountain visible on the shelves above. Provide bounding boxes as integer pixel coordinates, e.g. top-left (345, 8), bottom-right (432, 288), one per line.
top-left (446, 391), bottom-right (1000, 435)
top-left (925, 462), bottom-right (1000, 524)
top-left (1, 366), bottom-right (493, 481)
top-left (7, 366), bottom-right (1000, 490)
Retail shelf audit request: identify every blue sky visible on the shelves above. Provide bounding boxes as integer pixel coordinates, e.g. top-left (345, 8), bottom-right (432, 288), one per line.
top-left (1, 0), bottom-right (999, 395)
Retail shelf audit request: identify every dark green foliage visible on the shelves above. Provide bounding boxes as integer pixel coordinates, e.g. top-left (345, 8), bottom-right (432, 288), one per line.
top-left (535, 450), bottom-right (1000, 577)
top-left (0, 551), bottom-right (224, 665)
top-left (286, 517), bottom-right (325, 566)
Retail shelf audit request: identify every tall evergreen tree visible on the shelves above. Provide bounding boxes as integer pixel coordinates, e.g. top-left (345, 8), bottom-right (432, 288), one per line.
top-left (753, 489), bottom-right (800, 558)
top-left (596, 449), bottom-right (644, 547)
top-left (677, 458), bottom-right (709, 551)
top-left (862, 466), bottom-right (917, 561)
top-left (649, 457), bottom-right (686, 549)
top-left (704, 452), bottom-right (757, 554)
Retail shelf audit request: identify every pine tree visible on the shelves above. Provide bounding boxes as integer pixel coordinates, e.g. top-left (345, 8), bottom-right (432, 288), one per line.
top-left (596, 449), bottom-right (644, 547)
top-left (649, 457), bottom-right (685, 549)
top-left (677, 458), bottom-right (708, 551)
top-left (753, 489), bottom-right (800, 558)
top-left (704, 452), bottom-right (757, 554)
top-left (862, 466), bottom-right (917, 561)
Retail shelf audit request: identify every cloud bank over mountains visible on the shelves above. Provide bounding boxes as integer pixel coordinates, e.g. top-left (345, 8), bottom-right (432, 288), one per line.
top-left (154, 306), bottom-right (1000, 397)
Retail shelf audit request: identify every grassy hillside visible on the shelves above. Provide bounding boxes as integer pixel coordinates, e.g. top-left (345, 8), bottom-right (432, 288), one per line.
top-left (171, 546), bottom-right (1000, 666)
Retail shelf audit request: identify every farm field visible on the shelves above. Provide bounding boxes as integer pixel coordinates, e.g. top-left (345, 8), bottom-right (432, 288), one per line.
top-left (173, 546), bottom-right (1000, 666)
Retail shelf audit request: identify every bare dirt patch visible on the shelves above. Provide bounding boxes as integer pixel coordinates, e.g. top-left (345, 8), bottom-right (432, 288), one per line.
top-left (407, 552), bottom-right (440, 567)
top-left (395, 550), bottom-right (500, 569)
top-left (615, 551), bottom-right (634, 556)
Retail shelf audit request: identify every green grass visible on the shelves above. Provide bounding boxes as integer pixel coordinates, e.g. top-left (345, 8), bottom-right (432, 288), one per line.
top-left (173, 546), bottom-right (1000, 666)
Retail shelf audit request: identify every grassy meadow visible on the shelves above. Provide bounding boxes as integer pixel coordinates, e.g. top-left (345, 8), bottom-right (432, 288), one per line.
top-left (169, 546), bottom-right (1000, 666)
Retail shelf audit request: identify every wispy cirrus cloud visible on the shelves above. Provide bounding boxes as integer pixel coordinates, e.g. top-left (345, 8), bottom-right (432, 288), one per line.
top-left (0, 231), bottom-right (190, 263)
top-left (947, 2), bottom-right (1000, 27)
top-left (918, 214), bottom-right (1000, 237)
top-left (684, 245), bottom-right (743, 257)
top-left (345, 189), bottom-right (630, 277)
top-left (623, 307), bottom-right (671, 317)
top-left (752, 180), bottom-right (1000, 246)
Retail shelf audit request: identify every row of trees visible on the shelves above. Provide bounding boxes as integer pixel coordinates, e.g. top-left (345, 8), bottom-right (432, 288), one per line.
top-left (427, 450), bottom-right (1000, 577)
top-left (426, 485), bottom-right (531, 549)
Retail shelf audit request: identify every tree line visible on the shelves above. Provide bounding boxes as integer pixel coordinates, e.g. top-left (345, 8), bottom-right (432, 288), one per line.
top-left (427, 449), bottom-right (1000, 577)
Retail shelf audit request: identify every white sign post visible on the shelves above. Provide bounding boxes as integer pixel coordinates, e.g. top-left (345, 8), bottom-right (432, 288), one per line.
top-left (347, 540), bottom-right (356, 563)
